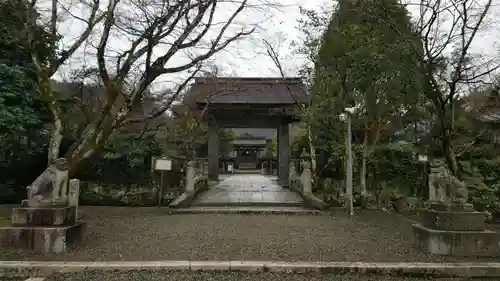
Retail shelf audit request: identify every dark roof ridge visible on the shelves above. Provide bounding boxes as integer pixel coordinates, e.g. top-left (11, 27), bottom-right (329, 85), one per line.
top-left (194, 77), bottom-right (303, 84)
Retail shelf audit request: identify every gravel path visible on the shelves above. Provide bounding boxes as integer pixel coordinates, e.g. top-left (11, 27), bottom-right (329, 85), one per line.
top-left (45, 271), bottom-right (469, 281)
top-left (0, 206), bottom-right (495, 262)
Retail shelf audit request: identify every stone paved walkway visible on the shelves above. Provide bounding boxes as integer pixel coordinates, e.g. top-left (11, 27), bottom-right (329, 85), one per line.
top-left (193, 174), bottom-right (303, 206)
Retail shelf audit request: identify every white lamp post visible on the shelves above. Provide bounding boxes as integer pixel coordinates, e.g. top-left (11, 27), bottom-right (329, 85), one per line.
top-left (339, 106), bottom-right (356, 216)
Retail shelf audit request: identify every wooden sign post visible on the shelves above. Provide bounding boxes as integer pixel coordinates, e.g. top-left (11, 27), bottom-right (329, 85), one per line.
top-left (152, 156), bottom-right (172, 207)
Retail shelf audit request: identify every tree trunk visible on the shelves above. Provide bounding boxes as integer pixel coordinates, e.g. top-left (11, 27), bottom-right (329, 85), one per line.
top-left (360, 131), bottom-right (368, 197)
top-left (307, 125), bottom-right (316, 173)
top-left (48, 116), bottom-right (63, 165)
top-left (26, 78), bottom-right (128, 201)
top-left (66, 117), bottom-right (116, 173)
top-left (357, 130), bottom-right (370, 209)
top-left (65, 86), bottom-right (123, 172)
top-left (443, 129), bottom-right (460, 179)
top-left (38, 73), bottom-right (63, 165)
top-left (437, 102), bottom-right (460, 179)
top-left (27, 111), bottom-right (117, 197)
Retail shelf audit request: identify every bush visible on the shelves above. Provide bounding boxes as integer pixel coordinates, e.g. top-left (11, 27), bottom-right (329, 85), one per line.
top-left (79, 182), bottom-right (159, 206)
top-left (0, 183), bottom-right (17, 204)
top-left (367, 142), bottom-right (425, 198)
top-left (458, 145), bottom-right (500, 212)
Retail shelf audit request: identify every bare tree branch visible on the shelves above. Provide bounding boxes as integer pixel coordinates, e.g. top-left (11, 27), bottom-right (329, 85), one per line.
top-left (116, 63), bottom-right (203, 127)
top-left (47, 0), bottom-right (104, 76)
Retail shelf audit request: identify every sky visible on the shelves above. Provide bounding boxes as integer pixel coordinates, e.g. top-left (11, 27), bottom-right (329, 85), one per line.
top-left (203, 0), bottom-right (333, 77)
top-left (51, 0), bottom-right (499, 92)
top-left (53, 0), bottom-right (331, 89)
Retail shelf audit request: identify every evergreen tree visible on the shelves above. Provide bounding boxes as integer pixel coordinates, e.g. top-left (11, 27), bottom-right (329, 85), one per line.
top-left (0, 0), bottom-right (55, 139)
top-left (310, 0), bottom-right (423, 196)
top-left (0, 0), bottom-right (55, 202)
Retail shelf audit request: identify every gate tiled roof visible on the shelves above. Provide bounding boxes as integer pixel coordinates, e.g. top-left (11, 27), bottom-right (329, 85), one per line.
top-left (183, 77), bottom-right (309, 105)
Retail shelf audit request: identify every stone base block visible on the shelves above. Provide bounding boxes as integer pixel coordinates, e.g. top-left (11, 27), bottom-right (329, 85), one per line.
top-left (413, 223), bottom-right (500, 256)
top-left (21, 199), bottom-right (68, 208)
top-left (11, 206), bottom-right (76, 227)
top-left (0, 222), bottom-right (85, 254)
top-left (419, 209), bottom-right (485, 231)
top-left (429, 202), bottom-right (474, 211)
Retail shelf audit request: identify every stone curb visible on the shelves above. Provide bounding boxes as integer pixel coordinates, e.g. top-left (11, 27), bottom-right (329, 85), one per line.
top-left (191, 202), bottom-right (304, 207)
top-left (163, 208), bottom-right (326, 216)
top-left (1, 261), bottom-right (500, 278)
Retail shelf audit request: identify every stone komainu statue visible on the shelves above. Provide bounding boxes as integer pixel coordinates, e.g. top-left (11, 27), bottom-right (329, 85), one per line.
top-left (26, 158), bottom-right (70, 207)
top-left (428, 159), bottom-right (468, 204)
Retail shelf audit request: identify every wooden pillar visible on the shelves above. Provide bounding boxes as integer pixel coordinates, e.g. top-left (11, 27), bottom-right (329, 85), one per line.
top-left (208, 120), bottom-right (219, 181)
top-left (278, 123), bottom-right (290, 186)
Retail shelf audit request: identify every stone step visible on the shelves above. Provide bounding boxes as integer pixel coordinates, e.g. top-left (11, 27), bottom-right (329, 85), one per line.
top-left (191, 201), bottom-right (304, 208)
top-left (238, 162), bottom-right (257, 169)
top-left (234, 169), bottom-right (263, 174)
top-left (165, 206), bottom-right (324, 215)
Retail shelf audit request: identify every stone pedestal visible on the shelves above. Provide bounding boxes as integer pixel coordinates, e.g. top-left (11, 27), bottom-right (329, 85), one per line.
top-left (0, 206), bottom-right (85, 253)
top-left (185, 161), bottom-right (196, 194)
top-left (278, 124), bottom-right (290, 186)
top-left (413, 203), bottom-right (500, 256)
top-left (261, 160), bottom-right (272, 175)
top-left (11, 206), bottom-right (77, 226)
top-left (300, 161), bottom-right (312, 195)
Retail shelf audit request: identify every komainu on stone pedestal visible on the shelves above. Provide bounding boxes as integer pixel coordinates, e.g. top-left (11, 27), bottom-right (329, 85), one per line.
top-left (413, 158), bottom-right (500, 257)
top-left (0, 163), bottom-right (85, 254)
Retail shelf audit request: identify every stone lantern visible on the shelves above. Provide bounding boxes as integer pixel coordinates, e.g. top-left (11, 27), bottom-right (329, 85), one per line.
top-left (299, 148), bottom-right (311, 170)
top-left (299, 148), bottom-right (312, 195)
